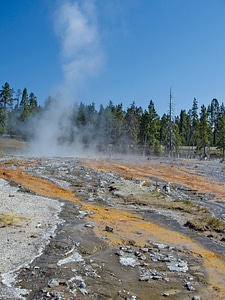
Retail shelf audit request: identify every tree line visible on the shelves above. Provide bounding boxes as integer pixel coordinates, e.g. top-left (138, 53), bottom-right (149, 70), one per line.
top-left (1, 81), bottom-right (225, 158)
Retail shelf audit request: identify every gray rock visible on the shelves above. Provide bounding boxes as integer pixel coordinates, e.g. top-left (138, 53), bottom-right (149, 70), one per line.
top-left (162, 183), bottom-right (171, 194)
top-left (79, 281), bottom-right (86, 288)
top-left (48, 278), bottom-right (59, 288)
top-left (79, 287), bottom-right (88, 295)
top-left (148, 241), bottom-right (168, 249)
top-left (120, 246), bottom-right (134, 253)
top-left (85, 223), bottom-right (94, 228)
top-left (185, 281), bottom-right (195, 291)
top-left (105, 225), bottom-right (113, 232)
top-left (166, 259), bottom-right (188, 272)
top-left (149, 251), bottom-right (163, 262)
top-left (139, 268), bottom-right (166, 281)
top-left (119, 256), bottom-right (139, 267)
top-left (162, 292), bottom-right (170, 297)
top-left (115, 250), bottom-right (125, 256)
top-left (140, 247), bottom-right (149, 252)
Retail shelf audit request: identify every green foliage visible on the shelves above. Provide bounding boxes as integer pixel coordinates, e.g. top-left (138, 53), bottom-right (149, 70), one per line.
top-left (208, 98), bottom-right (220, 146)
top-left (178, 110), bottom-right (191, 146)
top-left (216, 112), bottom-right (225, 158)
top-left (138, 100), bottom-right (161, 155)
top-left (196, 105), bottom-right (212, 156)
top-left (124, 101), bottom-right (142, 147)
top-left (2, 81), bottom-right (225, 157)
top-left (0, 82), bottom-right (14, 133)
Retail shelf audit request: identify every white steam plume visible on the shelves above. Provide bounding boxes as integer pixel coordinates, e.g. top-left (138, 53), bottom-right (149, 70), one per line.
top-left (26, 0), bottom-right (105, 156)
top-left (54, 0), bottom-right (104, 100)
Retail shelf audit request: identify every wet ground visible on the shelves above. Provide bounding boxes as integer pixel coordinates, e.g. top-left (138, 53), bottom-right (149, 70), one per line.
top-left (0, 156), bottom-right (225, 299)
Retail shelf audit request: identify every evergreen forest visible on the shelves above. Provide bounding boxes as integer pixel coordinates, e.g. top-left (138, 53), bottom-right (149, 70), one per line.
top-left (1, 82), bottom-right (225, 158)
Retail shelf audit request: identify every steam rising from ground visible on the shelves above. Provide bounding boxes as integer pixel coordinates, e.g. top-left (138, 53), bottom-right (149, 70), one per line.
top-left (27, 0), bottom-right (105, 156)
top-left (26, 98), bottom-right (99, 157)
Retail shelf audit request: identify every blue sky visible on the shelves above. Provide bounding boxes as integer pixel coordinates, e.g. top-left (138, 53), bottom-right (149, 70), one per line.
top-left (0, 0), bottom-right (225, 116)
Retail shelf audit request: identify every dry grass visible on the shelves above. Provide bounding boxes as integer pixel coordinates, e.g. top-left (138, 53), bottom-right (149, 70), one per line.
top-left (186, 216), bottom-right (225, 233)
top-left (0, 211), bottom-right (28, 227)
top-left (4, 159), bottom-right (20, 165)
top-left (166, 199), bottom-right (209, 214)
top-left (127, 187), bottom-right (209, 215)
top-left (123, 187), bottom-right (225, 234)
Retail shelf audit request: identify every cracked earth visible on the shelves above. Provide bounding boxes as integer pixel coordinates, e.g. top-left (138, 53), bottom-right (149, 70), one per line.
top-left (0, 155), bottom-right (225, 299)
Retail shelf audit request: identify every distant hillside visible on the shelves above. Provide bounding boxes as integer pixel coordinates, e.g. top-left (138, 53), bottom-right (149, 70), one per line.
top-left (0, 136), bottom-right (28, 154)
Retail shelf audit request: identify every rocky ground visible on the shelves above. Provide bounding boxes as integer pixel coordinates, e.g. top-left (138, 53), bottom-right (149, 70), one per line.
top-left (0, 155), bottom-right (225, 300)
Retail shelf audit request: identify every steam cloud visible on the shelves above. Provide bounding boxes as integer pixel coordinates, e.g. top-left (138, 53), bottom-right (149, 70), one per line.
top-left (54, 0), bottom-right (104, 100)
top-left (27, 0), bottom-right (105, 156)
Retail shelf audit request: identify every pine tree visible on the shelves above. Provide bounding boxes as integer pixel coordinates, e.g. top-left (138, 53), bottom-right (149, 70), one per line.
top-left (190, 97), bottom-right (199, 147)
top-left (207, 98), bottom-right (220, 146)
top-left (159, 113), bottom-right (170, 148)
top-left (147, 100), bottom-right (161, 155)
top-left (197, 105), bottom-right (212, 157)
top-left (29, 92), bottom-right (39, 113)
top-left (139, 110), bottom-right (150, 156)
top-left (124, 101), bottom-right (142, 150)
top-left (178, 109), bottom-right (191, 146)
top-left (0, 82), bottom-right (14, 133)
top-left (19, 88), bottom-right (30, 121)
top-left (217, 112), bottom-right (225, 159)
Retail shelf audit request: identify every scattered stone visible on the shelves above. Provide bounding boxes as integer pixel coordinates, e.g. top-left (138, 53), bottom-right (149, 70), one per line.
top-left (58, 279), bottom-right (67, 286)
top-left (46, 290), bottom-right (63, 298)
top-left (79, 287), bottom-right (88, 295)
top-left (149, 250), bottom-right (163, 262)
top-left (148, 240), bottom-right (168, 249)
top-left (162, 183), bottom-right (171, 194)
top-left (118, 290), bottom-right (137, 299)
top-left (78, 210), bottom-right (93, 219)
top-left (120, 246), bottom-right (134, 253)
top-left (115, 250), bottom-right (125, 256)
top-left (119, 256), bottom-right (139, 267)
top-left (48, 278), bottom-right (59, 288)
top-left (79, 281), bottom-right (86, 288)
top-left (99, 180), bottom-right (107, 188)
top-left (85, 223), bottom-right (94, 228)
top-left (57, 251), bottom-right (84, 266)
top-left (140, 247), bottom-right (149, 253)
top-left (207, 233), bottom-right (214, 238)
top-left (105, 225), bottom-right (113, 232)
top-left (185, 281), bottom-right (195, 291)
top-left (36, 223), bottom-right (42, 228)
top-left (139, 268), bottom-right (166, 281)
top-left (162, 292), bottom-right (170, 297)
top-left (166, 259), bottom-right (188, 272)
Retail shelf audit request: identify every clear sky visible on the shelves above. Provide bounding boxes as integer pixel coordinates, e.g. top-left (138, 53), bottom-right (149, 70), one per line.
top-left (0, 0), bottom-right (225, 116)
